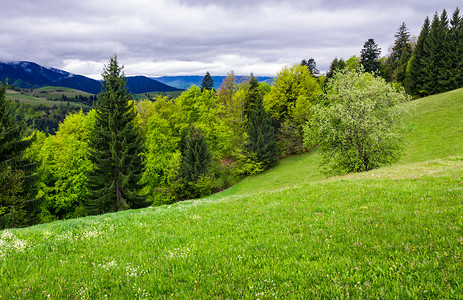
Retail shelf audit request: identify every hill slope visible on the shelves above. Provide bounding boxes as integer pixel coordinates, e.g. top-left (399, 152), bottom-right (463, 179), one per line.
top-left (1, 89), bottom-right (462, 298)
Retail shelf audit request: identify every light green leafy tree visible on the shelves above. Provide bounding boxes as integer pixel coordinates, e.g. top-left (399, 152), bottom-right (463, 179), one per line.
top-left (27, 110), bottom-right (95, 221)
top-left (264, 64), bottom-right (321, 156)
top-left (136, 98), bottom-right (181, 205)
top-left (304, 69), bottom-right (408, 175)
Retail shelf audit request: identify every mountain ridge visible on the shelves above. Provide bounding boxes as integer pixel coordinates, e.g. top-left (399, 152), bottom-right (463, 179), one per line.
top-left (0, 61), bottom-right (182, 94)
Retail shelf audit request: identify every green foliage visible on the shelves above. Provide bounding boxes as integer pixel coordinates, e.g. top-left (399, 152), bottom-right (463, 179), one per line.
top-left (26, 111), bottom-right (94, 221)
top-left (216, 72), bottom-right (247, 157)
top-left (0, 168), bottom-right (26, 228)
top-left (178, 126), bottom-right (212, 199)
top-left (0, 82), bottom-right (36, 228)
top-left (304, 69), bottom-right (408, 175)
top-left (137, 98), bottom-right (181, 205)
top-left (87, 56), bottom-right (148, 214)
top-left (244, 75), bottom-right (278, 171)
top-left (264, 64), bottom-right (321, 156)
top-left (360, 38), bottom-right (381, 73)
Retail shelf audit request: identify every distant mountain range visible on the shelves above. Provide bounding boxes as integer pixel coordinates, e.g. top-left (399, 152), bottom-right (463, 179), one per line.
top-left (0, 61), bottom-right (274, 94)
top-left (154, 75), bottom-right (274, 90)
top-left (0, 61), bottom-right (182, 94)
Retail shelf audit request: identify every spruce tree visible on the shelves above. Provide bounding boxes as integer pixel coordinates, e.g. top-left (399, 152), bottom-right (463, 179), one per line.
top-left (459, 8), bottom-right (463, 89)
top-left (360, 38), bottom-right (381, 73)
top-left (245, 75), bottom-right (278, 170)
top-left (449, 8), bottom-right (463, 90)
top-left (386, 23), bottom-right (413, 83)
top-left (425, 12), bottom-right (449, 94)
top-left (437, 9), bottom-right (453, 92)
top-left (407, 16), bottom-right (431, 96)
top-left (201, 71), bottom-right (214, 91)
top-left (87, 56), bottom-right (148, 214)
top-left (0, 82), bottom-right (36, 228)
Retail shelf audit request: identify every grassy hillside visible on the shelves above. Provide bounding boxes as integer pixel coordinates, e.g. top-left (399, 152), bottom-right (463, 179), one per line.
top-left (1, 89), bottom-right (462, 298)
top-left (6, 86), bottom-right (92, 107)
top-left (400, 88), bottom-right (463, 163)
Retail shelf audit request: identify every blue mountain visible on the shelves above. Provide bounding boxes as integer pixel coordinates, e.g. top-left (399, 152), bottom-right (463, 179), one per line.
top-left (154, 75), bottom-right (274, 90)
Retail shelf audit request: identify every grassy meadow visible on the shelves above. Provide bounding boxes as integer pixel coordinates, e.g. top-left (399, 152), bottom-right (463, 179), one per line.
top-left (1, 89), bottom-right (462, 298)
top-left (6, 86), bottom-right (91, 108)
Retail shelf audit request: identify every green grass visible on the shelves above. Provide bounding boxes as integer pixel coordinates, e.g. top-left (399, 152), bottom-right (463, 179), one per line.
top-left (6, 86), bottom-right (91, 107)
top-left (34, 86), bottom-right (93, 100)
top-left (1, 89), bottom-right (463, 298)
top-left (400, 88), bottom-right (463, 163)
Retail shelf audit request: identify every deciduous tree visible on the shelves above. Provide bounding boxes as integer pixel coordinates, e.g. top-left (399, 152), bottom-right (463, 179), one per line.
top-left (304, 69), bottom-right (408, 175)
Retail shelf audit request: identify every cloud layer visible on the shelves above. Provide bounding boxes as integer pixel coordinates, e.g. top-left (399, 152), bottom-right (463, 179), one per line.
top-left (0, 0), bottom-right (460, 78)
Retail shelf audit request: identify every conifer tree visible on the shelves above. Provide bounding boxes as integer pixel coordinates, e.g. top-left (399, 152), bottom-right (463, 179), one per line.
top-left (301, 58), bottom-right (320, 76)
top-left (245, 75), bottom-right (278, 170)
top-left (407, 16), bottom-right (431, 96)
top-left (449, 8), bottom-right (463, 89)
top-left (201, 71), bottom-right (214, 91)
top-left (326, 57), bottom-right (346, 79)
top-left (0, 82), bottom-right (36, 228)
top-left (360, 38), bottom-right (381, 73)
top-left (425, 11), bottom-right (449, 94)
top-left (386, 23), bottom-right (413, 83)
top-left (87, 56), bottom-right (148, 214)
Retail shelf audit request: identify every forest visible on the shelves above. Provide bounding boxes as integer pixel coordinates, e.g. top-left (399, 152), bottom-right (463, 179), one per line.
top-left (1, 8), bottom-right (462, 229)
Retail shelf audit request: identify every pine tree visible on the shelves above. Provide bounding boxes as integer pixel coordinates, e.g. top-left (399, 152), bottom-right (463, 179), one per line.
top-left (360, 38), bottom-right (381, 73)
top-left (0, 82), bottom-right (36, 228)
top-left (201, 71), bottom-right (214, 91)
top-left (407, 16), bottom-right (431, 96)
top-left (386, 23), bottom-right (413, 83)
top-left (87, 56), bottom-right (148, 214)
top-left (245, 75), bottom-right (278, 170)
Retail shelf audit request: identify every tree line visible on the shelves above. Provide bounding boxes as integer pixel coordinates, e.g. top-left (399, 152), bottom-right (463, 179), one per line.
top-left (327, 7), bottom-right (463, 97)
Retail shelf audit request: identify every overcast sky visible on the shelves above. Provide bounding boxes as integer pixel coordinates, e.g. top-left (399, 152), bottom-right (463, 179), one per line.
top-left (0, 0), bottom-right (461, 79)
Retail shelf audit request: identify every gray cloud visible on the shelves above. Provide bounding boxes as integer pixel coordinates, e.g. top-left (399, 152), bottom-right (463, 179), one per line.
top-left (0, 0), bottom-right (461, 78)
